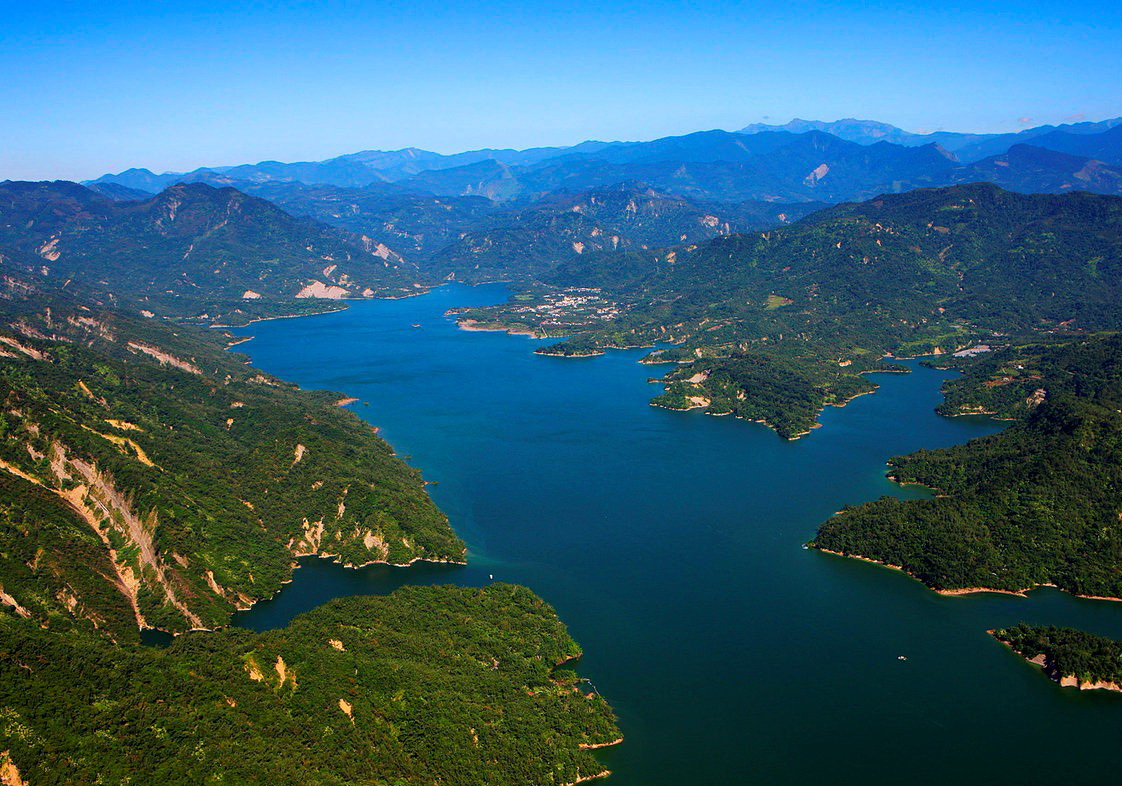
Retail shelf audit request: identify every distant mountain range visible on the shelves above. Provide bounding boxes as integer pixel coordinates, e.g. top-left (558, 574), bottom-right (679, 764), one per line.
top-left (87, 117), bottom-right (1122, 200)
top-left (738, 116), bottom-right (1122, 161)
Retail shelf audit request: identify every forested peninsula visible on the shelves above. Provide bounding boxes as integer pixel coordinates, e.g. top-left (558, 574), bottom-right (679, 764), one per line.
top-left (0, 585), bottom-right (620, 785)
top-left (813, 335), bottom-right (1122, 598)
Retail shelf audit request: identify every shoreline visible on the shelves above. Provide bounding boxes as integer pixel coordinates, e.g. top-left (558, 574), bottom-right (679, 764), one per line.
top-left (211, 304), bottom-right (352, 329)
top-left (813, 547), bottom-right (1122, 602)
top-left (579, 736), bottom-right (624, 750)
top-left (140, 552), bottom-right (468, 639)
top-left (536, 349), bottom-right (606, 358)
top-left (562, 769), bottom-right (613, 786)
top-left (210, 286), bottom-right (436, 330)
top-left (288, 550), bottom-right (468, 571)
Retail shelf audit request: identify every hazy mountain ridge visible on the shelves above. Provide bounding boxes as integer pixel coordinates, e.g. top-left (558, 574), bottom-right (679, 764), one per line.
top-left (739, 116), bottom-right (1122, 161)
top-left (88, 117), bottom-right (1122, 199)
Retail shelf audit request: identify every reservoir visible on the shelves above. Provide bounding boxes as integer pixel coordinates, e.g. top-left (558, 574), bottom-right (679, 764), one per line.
top-left (231, 283), bottom-right (1122, 785)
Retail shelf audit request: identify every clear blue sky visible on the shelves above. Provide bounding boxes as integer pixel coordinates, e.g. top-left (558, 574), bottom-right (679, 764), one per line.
top-left (2, 0), bottom-right (1121, 181)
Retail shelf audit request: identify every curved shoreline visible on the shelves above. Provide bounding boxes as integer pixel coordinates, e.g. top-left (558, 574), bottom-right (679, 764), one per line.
top-left (813, 547), bottom-right (1122, 602)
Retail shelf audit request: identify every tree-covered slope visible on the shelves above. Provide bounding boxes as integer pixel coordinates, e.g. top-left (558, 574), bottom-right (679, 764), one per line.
top-left (0, 585), bottom-right (620, 786)
top-left (0, 281), bottom-right (462, 637)
top-left (0, 181), bottom-right (421, 321)
top-left (813, 335), bottom-right (1122, 597)
top-left (933, 335), bottom-right (1122, 419)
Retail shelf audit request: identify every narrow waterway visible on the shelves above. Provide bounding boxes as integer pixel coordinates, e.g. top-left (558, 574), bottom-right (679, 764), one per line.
top-left (230, 284), bottom-right (1122, 786)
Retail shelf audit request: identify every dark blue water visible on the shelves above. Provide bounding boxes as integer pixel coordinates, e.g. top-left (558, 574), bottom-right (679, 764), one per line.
top-left (230, 284), bottom-right (1122, 786)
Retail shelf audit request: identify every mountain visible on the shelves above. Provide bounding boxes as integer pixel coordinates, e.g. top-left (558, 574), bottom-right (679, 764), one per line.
top-left (740, 116), bottom-right (1122, 161)
top-left (239, 179), bottom-right (822, 283)
top-left (939, 117), bottom-right (1122, 162)
top-left (0, 276), bottom-right (464, 637)
top-left (423, 182), bottom-right (824, 282)
top-left (88, 119), bottom-right (1122, 208)
top-left (88, 142), bottom-right (616, 192)
top-left (393, 130), bottom-right (964, 203)
top-left (0, 180), bottom-right (421, 320)
top-left (86, 181), bottom-right (154, 201)
top-left (739, 118), bottom-right (931, 146)
top-left (244, 181), bottom-right (501, 258)
top-left (954, 144), bottom-right (1122, 195)
top-left (1006, 124), bottom-right (1122, 166)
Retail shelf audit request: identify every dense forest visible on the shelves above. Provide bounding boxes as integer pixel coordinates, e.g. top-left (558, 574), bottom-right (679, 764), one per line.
top-left (0, 584), bottom-right (620, 785)
top-left (813, 335), bottom-right (1122, 596)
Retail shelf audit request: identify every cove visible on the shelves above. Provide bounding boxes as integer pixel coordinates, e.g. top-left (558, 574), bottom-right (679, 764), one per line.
top-left (230, 283), bottom-right (1122, 786)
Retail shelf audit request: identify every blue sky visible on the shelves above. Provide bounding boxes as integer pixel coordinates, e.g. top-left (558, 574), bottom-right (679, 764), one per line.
top-left (2, 0), bottom-right (1121, 180)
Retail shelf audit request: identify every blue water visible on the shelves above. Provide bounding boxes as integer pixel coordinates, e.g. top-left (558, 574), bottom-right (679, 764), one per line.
top-left (230, 284), bottom-right (1122, 785)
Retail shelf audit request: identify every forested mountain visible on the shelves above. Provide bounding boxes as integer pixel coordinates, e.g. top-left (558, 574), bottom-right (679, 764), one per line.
top-left (813, 335), bottom-right (1122, 597)
top-left (0, 180), bottom-right (422, 321)
top-left (200, 180), bottom-right (821, 284)
top-left (954, 144), bottom-right (1122, 194)
top-left (459, 184), bottom-right (1122, 436)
